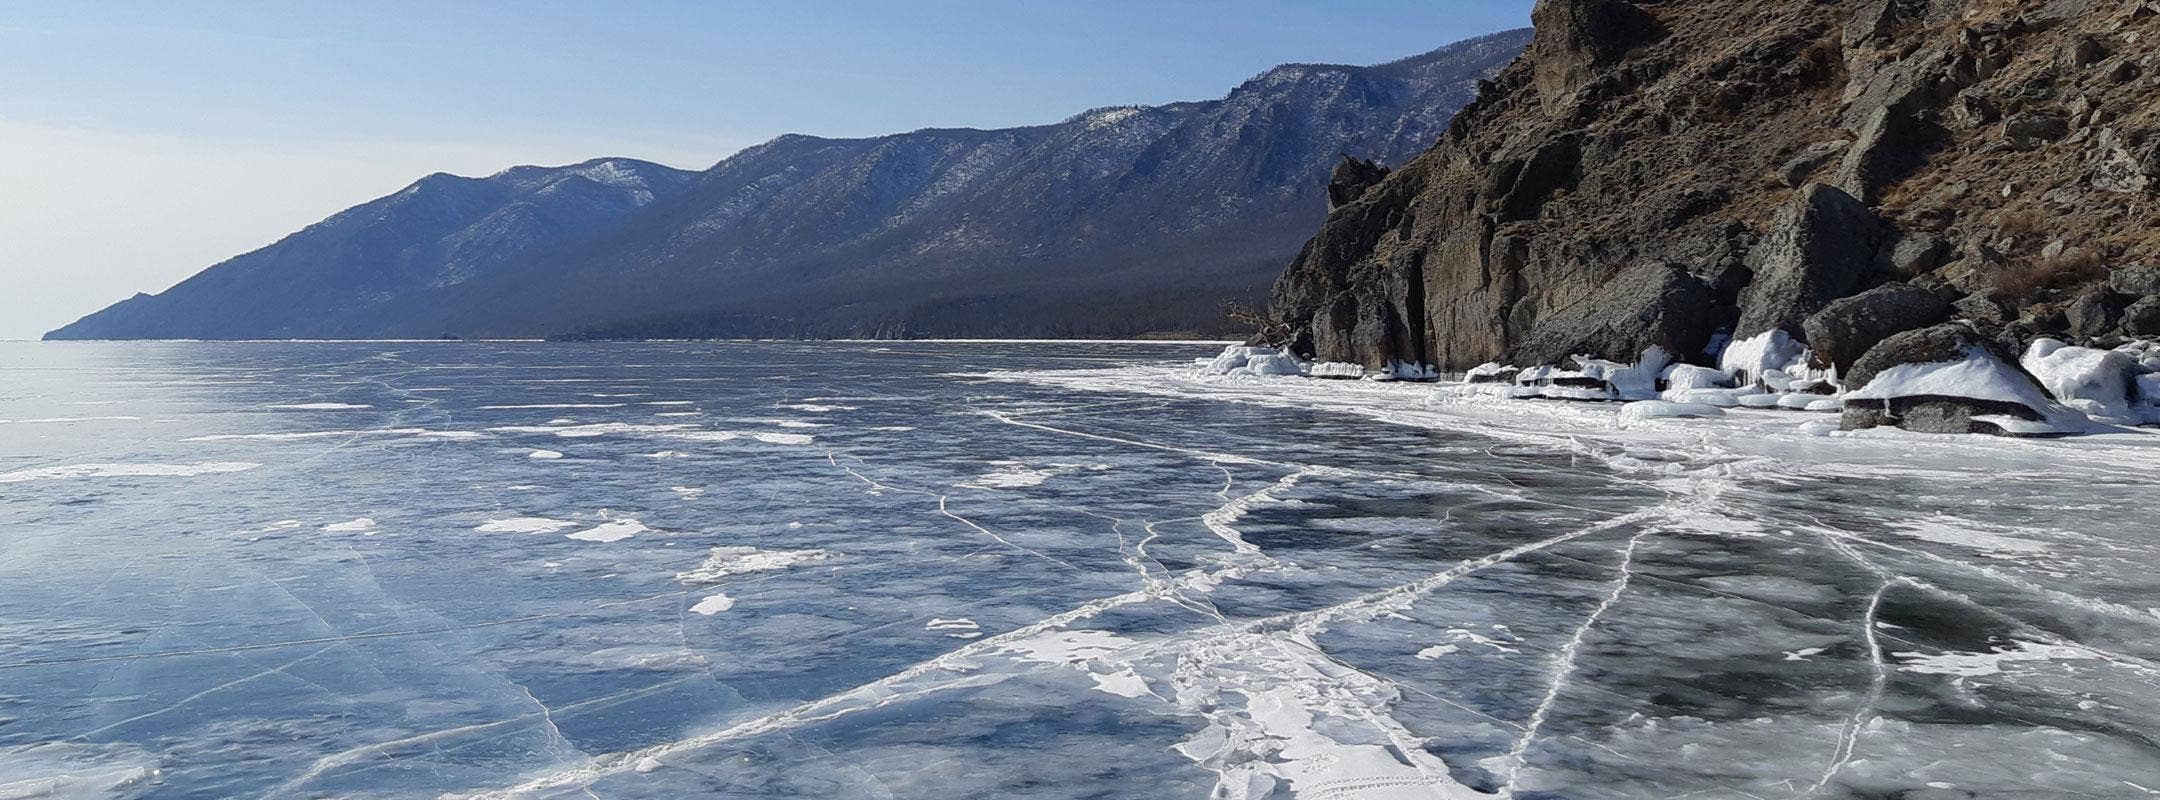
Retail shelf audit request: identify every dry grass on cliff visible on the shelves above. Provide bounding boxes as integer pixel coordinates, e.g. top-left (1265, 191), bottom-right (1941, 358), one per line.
top-left (1989, 248), bottom-right (2108, 297)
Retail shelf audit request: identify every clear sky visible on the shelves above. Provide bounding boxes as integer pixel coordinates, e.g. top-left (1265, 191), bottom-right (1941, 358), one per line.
top-left (0, 1), bottom-right (1535, 340)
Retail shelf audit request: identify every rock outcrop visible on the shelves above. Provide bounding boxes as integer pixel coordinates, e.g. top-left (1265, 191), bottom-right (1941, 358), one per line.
top-left (1269, 0), bottom-right (2160, 381)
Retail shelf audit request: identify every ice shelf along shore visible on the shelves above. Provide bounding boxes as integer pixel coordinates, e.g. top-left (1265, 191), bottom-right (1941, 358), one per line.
top-left (3, 339), bottom-right (2158, 799)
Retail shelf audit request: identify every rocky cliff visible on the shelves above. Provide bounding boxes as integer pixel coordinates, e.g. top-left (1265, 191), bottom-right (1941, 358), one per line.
top-left (49, 30), bottom-right (1530, 342)
top-left (1270, 0), bottom-right (2160, 380)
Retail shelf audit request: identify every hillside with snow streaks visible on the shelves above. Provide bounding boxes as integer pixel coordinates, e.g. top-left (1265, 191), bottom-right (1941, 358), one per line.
top-left (47, 30), bottom-right (1529, 341)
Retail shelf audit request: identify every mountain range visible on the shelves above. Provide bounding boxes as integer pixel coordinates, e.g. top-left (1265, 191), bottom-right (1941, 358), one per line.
top-left (47, 29), bottom-right (1530, 341)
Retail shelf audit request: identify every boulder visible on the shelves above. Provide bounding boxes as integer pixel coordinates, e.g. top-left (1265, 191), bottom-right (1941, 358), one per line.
top-left (2111, 265), bottom-right (2160, 295)
top-left (1836, 104), bottom-right (1942, 203)
top-left (1842, 323), bottom-right (2071, 435)
top-left (1780, 141), bottom-right (1851, 187)
top-left (2002, 112), bottom-right (2071, 150)
top-left (1326, 156), bottom-right (1392, 210)
top-left (1888, 232), bottom-right (1952, 275)
top-left (1507, 262), bottom-right (1719, 367)
top-left (1953, 292), bottom-right (2010, 323)
top-left (1801, 282), bottom-right (1953, 373)
top-left (2065, 287), bottom-right (2124, 337)
top-left (2122, 296), bottom-right (2160, 336)
top-left (1735, 184), bottom-right (1888, 339)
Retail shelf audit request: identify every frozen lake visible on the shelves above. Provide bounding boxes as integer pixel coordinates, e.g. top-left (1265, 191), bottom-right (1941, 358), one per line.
top-left (2, 340), bottom-right (2157, 799)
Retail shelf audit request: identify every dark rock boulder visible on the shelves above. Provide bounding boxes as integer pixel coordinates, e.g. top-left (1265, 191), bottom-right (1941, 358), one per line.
top-left (1888, 232), bottom-right (1952, 275)
top-left (1327, 156), bottom-right (1392, 210)
top-left (2066, 287), bottom-right (2125, 337)
top-left (1780, 141), bottom-right (1852, 188)
top-left (1841, 323), bottom-right (2060, 435)
top-left (1507, 262), bottom-right (1719, 366)
top-left (2122, 296), bottom-right (2160, 336)
top-left (2002, 112), bottom-right (2072, 150)
top-left (1802, 281), bottom-right (1953, 373)
top-left (1735, 183), bottom-right (1889, 339)
top-left (2111, 265), bottom-right (2160, 296)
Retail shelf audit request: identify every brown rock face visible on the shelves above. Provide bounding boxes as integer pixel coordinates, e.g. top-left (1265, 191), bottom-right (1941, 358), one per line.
top-left (1270, 0), bottom-right (2160, 372)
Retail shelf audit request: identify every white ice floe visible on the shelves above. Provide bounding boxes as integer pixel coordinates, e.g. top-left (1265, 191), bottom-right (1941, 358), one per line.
top-left (0, 461), bottom-right (260, 483)
top-left (268, 402), bottom-right (372, 410)
top-left (674, 546), bottom-right (831, 584)
top-left (321, 517), bottom-right (377, 533)
top-left (566, 519), bottom-right (651, 542)
top-left (669, 486), bottom-right (706, 500)
top-left (528, 449), bottom-right (565, 460)
top-left (689, 594), bottom-right (736, 615)
top-left (474, 517), bottom-right (577, 534)
top-left (1894, 639), bottom-right (2098, 677)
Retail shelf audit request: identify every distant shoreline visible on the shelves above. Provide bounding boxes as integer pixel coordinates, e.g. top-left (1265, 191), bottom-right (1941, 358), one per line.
top-left (15, 338), bottom-right (1243, 345)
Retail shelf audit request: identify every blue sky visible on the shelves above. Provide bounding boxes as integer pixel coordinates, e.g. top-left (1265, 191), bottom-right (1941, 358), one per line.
top-left (0, 1), bottom-right (1533, 338)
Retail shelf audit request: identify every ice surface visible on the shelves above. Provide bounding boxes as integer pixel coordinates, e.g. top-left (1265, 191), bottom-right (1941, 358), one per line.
top-left (7, 340), bottom-right (2159, 800)
top-left (0, 461), bottom-right (259, 483)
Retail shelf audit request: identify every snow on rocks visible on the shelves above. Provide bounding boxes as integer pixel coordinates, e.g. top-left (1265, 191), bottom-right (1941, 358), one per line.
top-left (1718, 329), bottom-right (1811, 387)
top-left (1844, 326), bottom-right (2091, 436)
top-left (1307, 362), bottom-right (1365, 380)
top-left (2021, 338), bottom-right (2140, 423)
top-left (1201, 346), bottom-right (1303, 377)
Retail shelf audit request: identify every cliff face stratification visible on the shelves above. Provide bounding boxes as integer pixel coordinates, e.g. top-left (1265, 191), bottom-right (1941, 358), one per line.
top-left (1271, 0), bottom-right (2160, 373)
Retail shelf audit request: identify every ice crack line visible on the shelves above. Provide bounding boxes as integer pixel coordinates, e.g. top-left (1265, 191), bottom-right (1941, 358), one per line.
top-left (1804, 578), bottom-right (1891, 798)
top-left (1497, 526), bottom-right (1654, 795)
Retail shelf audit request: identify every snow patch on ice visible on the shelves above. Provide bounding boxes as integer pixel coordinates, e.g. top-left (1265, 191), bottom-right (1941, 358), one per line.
top-left (689, 594), bottom-right (735, 615)
top-left (566, 519), bottom-right (651, 542)
top-left (268, 402), bottom-right (372, 410)
top-left (321, 517), bottom-right (377, 533)
top-left (527, 449), bottom-right (564, 460)
top-left (1894, 640), bottom-right (2098, 676)
top-left (475, 517), bottom-right (576, 534)
top-left (0, 461), bottom-right (259, 483)
top-left (675, 546), bottom-right (831, 584)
